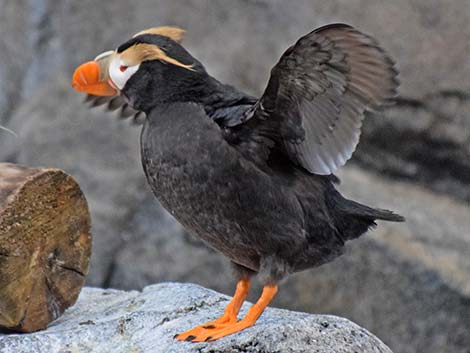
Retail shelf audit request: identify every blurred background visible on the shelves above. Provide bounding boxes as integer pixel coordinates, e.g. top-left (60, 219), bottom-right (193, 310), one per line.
top-left (0, 1), bottom-right (469, 352)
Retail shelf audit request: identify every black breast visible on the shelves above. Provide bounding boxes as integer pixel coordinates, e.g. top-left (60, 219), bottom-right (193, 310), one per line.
top-left (140, 102), bottom-right (313, 272)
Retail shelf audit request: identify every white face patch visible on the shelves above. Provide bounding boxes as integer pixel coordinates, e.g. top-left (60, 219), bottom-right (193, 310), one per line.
top-left (108, 54), bottom-right (140, 90)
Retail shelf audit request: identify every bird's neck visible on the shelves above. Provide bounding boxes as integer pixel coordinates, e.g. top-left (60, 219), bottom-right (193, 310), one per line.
top-left (198, 77), bottom-right (257, 121)
top-left (138, 69), bottom-right (256, 119)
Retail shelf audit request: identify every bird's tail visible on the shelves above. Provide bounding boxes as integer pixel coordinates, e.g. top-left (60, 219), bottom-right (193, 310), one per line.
top-left (338, 198), bottom-right (405, 222)
top-left (328, 192), bottom-right (405, 241)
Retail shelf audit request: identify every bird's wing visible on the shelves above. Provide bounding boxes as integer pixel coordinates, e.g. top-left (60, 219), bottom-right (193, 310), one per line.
top-left (83, 94), bottom-right (146, 125)
top-left (240, 23), bottom-right (398, 175)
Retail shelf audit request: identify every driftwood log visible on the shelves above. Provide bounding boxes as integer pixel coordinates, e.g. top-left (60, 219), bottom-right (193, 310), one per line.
top-left (0, 163), bottom-right (91, 332)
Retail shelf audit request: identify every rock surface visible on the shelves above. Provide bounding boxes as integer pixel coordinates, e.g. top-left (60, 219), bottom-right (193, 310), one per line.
top-left (0, 283), bottom-right (393, 353)
top-left (356, 92), bottom-right (470, 203)
top-left (0, 1), bottom-right (469, 353)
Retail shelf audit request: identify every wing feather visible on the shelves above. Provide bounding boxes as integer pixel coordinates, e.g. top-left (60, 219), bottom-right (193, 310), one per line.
top-left (244, 23), bottom-right (398, 174)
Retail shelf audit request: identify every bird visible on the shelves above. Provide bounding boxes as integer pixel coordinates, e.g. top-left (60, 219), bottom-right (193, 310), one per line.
top-left (72, 24), bottom-right (404, 342)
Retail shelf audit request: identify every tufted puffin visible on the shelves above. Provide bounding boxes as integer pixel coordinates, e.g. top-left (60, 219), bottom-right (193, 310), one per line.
top-left (72, 24), bottom-right (404, 342)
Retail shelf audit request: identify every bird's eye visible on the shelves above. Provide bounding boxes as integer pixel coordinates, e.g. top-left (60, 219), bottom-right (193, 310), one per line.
top-left (109, 56), bottom-right (140, 90)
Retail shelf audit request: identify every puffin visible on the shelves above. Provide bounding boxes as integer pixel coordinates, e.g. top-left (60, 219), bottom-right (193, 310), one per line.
top-left (72, 24), bottom-right (404, 342)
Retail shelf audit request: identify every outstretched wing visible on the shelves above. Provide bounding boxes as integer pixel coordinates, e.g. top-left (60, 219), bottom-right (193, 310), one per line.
top-left (242, 23), bottom-right (398, 175)
top-left (83, 94), bottom-right (146, 125)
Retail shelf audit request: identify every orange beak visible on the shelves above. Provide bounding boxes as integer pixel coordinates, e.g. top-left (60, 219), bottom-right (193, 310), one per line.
top-left (71, 61), bottom-right (117, 96)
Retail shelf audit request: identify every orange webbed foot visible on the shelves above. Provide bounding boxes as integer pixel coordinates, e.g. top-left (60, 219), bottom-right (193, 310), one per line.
top-left (176, 283), bottom-right (278, 343)
top-left (190, 318), bottom-right (256, 342)
top-left (175, 279), bottom-right (250, 342)
top-left (174, 318), bottom-right (233, 341)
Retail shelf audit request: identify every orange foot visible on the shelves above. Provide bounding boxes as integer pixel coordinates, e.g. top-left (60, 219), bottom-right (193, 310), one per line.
top-left (176, 283), bottom-right (278, 342)
top-left (175, 314), bottom-right (236, 341)
top-left (175, 279), bottom-right (250, 341)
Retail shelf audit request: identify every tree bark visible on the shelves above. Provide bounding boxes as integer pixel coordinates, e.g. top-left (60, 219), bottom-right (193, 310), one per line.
top-left (0, 163), bottom-right (91, 332)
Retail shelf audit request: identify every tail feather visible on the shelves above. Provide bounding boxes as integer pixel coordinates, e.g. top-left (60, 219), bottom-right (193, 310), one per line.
top-left (339, 198), bottom-right (405, 223)
top-left (328, 192), bottom-right (405, 241)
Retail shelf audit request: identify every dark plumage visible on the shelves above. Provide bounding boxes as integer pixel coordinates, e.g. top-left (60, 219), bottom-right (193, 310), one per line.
top-left (72, 23), bottom-right (404, 342)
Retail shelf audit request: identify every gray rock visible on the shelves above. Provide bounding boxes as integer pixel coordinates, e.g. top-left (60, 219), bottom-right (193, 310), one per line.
top-left (0, 283), bottom-right (393, 353)
top-left (355, 92), bottom-right (470, 203)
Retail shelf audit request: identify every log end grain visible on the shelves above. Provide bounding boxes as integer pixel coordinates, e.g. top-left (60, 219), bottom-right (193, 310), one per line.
top-left (0, 163), bottom-right (92, 332)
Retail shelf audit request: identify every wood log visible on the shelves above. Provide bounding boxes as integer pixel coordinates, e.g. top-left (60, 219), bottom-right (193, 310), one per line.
top-left (0, 163), bottom-right (91, 332)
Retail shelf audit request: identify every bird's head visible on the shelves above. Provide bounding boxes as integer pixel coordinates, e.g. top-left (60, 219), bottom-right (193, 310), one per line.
top-left (72, 26), bottom-right (206, 112)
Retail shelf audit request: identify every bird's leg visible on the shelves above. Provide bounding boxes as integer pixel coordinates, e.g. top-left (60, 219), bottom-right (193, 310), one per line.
top-left (175, 278), bottom-right (251, 341)
top-left (203, 278), bottom-right (251, 326)
top-left (191, 284), bottom-right (278, 342)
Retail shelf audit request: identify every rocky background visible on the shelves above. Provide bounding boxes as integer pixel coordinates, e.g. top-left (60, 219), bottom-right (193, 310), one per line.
top-left (0, 1), bottom-right (469, 353)
top-left (0, 283), bottom-right (395, 353)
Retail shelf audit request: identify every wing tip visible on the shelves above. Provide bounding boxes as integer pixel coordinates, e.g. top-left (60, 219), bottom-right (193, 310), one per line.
top-left (312, 23), bottom-right (354, 33)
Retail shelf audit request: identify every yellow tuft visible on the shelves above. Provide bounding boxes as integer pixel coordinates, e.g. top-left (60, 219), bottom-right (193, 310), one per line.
top-left (132, 26), bottom-right (186, 43)
top-left (120, 43), bottom-right (194, 70)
